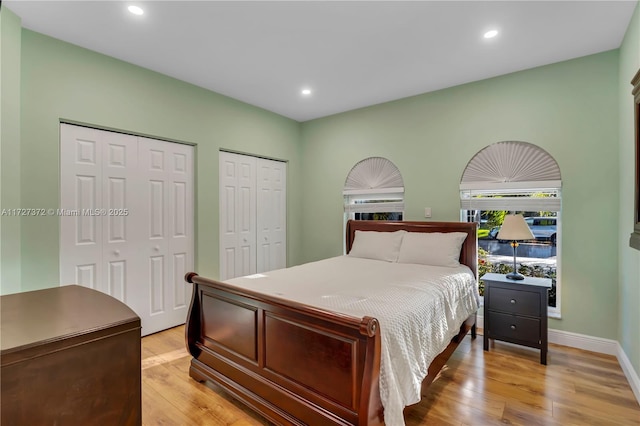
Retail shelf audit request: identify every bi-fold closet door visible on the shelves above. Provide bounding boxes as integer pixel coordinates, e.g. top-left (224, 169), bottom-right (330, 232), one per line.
top-left (219, 151), bottom-right (286, 280)
top-left (59, 124), bottom-right (194, 336)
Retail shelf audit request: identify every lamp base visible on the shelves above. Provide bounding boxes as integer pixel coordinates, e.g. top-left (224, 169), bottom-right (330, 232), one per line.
top-left (506, 272), bottom-right (525, 280)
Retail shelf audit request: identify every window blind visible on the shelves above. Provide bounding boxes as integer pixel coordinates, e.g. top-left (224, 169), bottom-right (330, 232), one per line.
top-left (459, 191), bottom-right (561, 211)
top-left (460, 141), bottom-right (561, 210)
top-left (344, 156), bottom-right (404, 193)
top-left (460, 141), bottom-right (561, 189)
top-left (344, 157), bottom-right (405, 213)
top-left (343, 201), bottom-right (405, 214)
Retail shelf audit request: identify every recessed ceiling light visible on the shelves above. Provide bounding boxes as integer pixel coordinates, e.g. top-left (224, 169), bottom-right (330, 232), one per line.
top-left (128, 5), bottom-right (144, 16)
top-left (301, 88), bottom-right (312, 96)
top-left (484, 30), bottom-right (499, 39)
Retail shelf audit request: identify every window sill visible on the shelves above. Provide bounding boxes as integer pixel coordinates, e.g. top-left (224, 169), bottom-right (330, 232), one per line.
top-left (548, 308), bottom-right (561, 320)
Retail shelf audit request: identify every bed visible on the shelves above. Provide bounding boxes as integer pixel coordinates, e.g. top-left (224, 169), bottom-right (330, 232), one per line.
top-left (185, 220), bottom-right (478, 426)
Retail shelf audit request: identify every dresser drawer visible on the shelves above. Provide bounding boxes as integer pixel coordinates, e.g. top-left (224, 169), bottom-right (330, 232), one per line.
top-left (489, 287), bottom-right (540, 316)
top-left (487, 311), bottom-right (541, 344)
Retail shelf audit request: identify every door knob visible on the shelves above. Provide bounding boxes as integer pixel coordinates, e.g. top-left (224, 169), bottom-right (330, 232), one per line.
top-left (154, 245), bottom-right (160, 251)
top-left (113, 250), bottom-right (120, 256)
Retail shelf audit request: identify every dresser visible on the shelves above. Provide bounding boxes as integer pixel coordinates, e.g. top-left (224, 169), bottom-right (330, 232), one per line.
top-left (482, 273), bottom-right (552, 364)
top-left (1, 285), bottom-right (142, 425)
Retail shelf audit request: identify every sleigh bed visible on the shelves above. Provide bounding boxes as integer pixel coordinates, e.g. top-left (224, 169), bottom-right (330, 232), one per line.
top-left (185, 220), bottom-right (478, 425)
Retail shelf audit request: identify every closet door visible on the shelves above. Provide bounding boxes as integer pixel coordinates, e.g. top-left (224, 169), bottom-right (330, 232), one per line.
top-left (219, 152), bottom-right (257, 280)
top-left (256, 158), bottom-right (287, 273)
top-left (219, 152), bottom-right (286, 280)
top-left (60, 125), bottom-right (140, 302)
top-left (60, 124), bottom-right (194, 336)
top-left (139, 137), bottom-right (194, 334)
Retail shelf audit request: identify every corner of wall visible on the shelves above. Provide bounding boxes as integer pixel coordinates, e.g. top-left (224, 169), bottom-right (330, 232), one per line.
top-left (0, 6), bottom-right (22, 295)
top-left (618, 0), bottom-right (640, 386)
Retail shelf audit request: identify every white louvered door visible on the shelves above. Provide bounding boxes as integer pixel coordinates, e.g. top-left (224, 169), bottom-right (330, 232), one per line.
top-left (60, 124), bottom-right (193, 336)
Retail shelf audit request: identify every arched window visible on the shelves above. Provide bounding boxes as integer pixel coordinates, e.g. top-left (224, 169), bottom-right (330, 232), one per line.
top-left (343, 156), bottom-right (404, 221)
top-left (460, 141), bottom-right (562, 317)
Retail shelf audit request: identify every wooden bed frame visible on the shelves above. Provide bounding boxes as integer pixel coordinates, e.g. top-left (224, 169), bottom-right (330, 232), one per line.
top-left (185, 220), bottom-right (478, 425)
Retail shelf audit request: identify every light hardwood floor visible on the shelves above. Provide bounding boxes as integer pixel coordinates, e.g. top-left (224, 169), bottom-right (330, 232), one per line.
top-left (142, 326), bottom-right (640, 425)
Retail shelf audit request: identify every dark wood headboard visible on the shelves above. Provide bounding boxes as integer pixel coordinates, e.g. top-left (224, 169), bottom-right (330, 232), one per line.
top-left (345, 220), bottom-right (478, 278)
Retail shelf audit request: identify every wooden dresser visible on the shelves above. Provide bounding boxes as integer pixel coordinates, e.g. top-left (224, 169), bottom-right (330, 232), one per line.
top-left (1, 285), bottom-right (142, 425)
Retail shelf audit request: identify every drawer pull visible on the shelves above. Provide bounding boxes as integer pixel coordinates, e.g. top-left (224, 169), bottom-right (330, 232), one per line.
top-left (510, 324), bottom-right (517, 330)
top-left (510, 299), bottom-right (516, 304)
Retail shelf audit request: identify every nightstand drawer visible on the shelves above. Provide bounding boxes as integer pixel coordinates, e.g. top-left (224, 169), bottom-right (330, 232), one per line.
top-left (489, 287), bottom-right (540, 316)
top-left (487, 311), bottom-right (540, 344)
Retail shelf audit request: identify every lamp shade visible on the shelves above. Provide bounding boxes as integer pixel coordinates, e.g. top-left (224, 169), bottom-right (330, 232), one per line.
top-left (497, 214), bottom-right (534, 241)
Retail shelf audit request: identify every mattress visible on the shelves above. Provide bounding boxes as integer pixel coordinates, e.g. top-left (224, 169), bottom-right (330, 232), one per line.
top-left (227, 255), bottom-right (479, 426)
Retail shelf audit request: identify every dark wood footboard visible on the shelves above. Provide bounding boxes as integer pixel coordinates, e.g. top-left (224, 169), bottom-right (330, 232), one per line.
top-left (185, 220), bottom-right (478, 425)
top-left (184, 274), bottom-right (475, 425)
top-left (185, 272), bottom-right (384, 426)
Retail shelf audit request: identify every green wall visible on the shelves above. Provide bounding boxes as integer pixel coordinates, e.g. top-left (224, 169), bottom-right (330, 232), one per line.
top-left (15, 29), bottom-right (303, 292)
top-left (0, 7), bottom-right (22, 295)
top-left (300, 51), bottom-right (621, 341)
top-left (4, 2), bottom-right (639, 380)
top-left (618, 3), bottom-right (640, 376)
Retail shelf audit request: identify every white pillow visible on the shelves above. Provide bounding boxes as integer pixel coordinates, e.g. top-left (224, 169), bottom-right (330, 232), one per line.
top-left (348, 230), bottom-right (406, 262)
top-left (397, 232), bottom-right (467, 267)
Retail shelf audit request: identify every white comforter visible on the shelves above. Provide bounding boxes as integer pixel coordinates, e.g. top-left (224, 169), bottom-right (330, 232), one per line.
top-left (227, 256), bottom-right (479, 426)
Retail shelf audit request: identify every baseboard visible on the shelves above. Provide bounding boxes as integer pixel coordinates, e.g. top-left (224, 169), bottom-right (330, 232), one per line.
top-left (547, 328), bottom-right (618, 355)
top-left (548, 332), bottom-right (640, 406)
top-left (617, 343), bottom-right (640, 404)
top-left (476, 314), bottom-right (640, 405)
top-left (476, 314), bottom-right (618, 354)
top-left (476, 314), bottom-right (484, 331)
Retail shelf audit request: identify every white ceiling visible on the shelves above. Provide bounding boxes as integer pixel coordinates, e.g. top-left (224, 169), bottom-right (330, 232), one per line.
top-left (5, 1), bottom-right (638, 122)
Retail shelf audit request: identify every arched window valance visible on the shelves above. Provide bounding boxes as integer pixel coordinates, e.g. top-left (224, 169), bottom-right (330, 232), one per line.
top-left (344, 156), bottom-right (404, 195)
top-left (460, 141), bottom-right (561, 190)
top-left (344, 157), bottom-right (404, 214)
top-left (460, 141), bottom-right (562, 211)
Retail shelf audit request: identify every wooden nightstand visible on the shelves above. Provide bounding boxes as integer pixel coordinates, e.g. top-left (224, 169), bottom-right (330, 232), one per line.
top-left (482, 273), bottom-right (552, 365)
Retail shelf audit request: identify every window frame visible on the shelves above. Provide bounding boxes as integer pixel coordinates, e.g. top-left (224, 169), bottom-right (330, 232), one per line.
top-left (343, 191), bottom-right (405, 253)
top-left (461, 199), bottom-right (561, 318)
top-left (342, 157), bottom-right (405, 253)
top-left (460, 141), bottom-right (562, 318)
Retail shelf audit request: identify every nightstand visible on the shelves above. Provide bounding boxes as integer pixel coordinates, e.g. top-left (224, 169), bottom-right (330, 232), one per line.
top-left (482, 273), bottom-right (552, 364)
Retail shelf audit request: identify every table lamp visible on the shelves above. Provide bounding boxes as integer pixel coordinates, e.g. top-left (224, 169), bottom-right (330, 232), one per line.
top-left (497, 214), bottom-right (534, 280)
